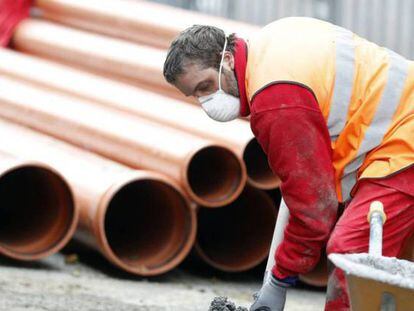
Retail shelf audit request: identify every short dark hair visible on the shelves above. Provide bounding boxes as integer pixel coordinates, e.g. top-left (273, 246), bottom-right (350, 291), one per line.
top-left (163, 25), bottom-right (236, 84)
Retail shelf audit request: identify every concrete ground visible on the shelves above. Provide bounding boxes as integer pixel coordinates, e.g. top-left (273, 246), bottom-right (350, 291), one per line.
top-left (0, 243), bottom-right (326, 311)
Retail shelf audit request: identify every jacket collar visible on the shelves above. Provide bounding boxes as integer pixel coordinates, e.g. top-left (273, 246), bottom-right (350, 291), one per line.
top-left (233, 37), bottom-right (250, 117)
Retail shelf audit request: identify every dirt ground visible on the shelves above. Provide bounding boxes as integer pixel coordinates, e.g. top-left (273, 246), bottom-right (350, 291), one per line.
top-left (0, 243), bottom-right (326, 311)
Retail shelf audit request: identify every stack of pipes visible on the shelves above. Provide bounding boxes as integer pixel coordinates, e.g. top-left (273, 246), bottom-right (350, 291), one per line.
top-left (0, 0), bottom-right (281, 279)
top-left (1, 0), bottom-right (410, 285)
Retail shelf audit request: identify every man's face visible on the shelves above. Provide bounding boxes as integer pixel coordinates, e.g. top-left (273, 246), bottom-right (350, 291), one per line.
top-left (174, 52), bottom-right (239, 100)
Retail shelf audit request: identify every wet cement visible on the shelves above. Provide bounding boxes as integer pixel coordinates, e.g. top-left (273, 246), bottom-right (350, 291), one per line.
top-left (329, 254), bottom-right (414, 289)
top-left (209, 296), bottom-right (248, 311)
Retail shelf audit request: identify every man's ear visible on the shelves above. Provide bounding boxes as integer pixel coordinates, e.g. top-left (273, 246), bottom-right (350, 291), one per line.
top-left (223, 52), bottom-right (235, 70)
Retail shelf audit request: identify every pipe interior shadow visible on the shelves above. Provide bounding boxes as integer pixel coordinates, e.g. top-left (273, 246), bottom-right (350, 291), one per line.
top-left (0, 166), bottom-right (74, 257)
top-left (104, 180), bottom-right (189, 270)
top-left (187, 146), bottom-right (243, 204)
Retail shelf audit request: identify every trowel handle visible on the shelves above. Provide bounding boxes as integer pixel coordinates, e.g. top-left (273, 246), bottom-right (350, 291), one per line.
top-left (368, 201), bottom-right (387, 256)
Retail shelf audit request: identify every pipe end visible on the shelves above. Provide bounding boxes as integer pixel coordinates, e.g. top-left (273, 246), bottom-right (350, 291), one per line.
top-left (243, 139), bottom-right (281, 190)
top-left (185, 145), bottom-right (246, 207)
top-left (99, 176), bottom-right (196, 276)
top-left (195, 186), bottom-right (277, 272)
top-left (0, 164), bottom-right (77, 260)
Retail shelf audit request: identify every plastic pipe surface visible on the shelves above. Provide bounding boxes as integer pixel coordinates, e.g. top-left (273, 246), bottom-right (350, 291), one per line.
top-left (12, 19), bottom-right (182, 99)
top-left (34, 0), bottom-right (258, 49)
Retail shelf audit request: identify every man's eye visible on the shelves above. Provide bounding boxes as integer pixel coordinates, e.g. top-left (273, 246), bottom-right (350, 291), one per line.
top-left (194, 82), bottom-right (213, 97)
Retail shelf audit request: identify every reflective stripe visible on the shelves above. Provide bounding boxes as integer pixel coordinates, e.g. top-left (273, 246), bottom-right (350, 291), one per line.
top-left (341, 50), bottom-right (409, 201)
top-left (327, 26), bottom-right (355, 140)
top-left (341, 170), bottom-right (358, 201)
top-left (341, 154), bottom-right (365, 201)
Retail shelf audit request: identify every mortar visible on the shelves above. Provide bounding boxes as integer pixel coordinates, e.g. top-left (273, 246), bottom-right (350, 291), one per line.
top-left (329, 253), bottom-right (414, 310)
top-left (208, 296), bottom-right (248, 311)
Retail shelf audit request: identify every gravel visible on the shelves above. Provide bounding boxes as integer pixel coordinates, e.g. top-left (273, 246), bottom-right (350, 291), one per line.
top-left (0, 243), bottom-right (325, 310)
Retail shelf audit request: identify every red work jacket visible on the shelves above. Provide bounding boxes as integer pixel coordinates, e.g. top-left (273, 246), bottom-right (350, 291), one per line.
top-left (0, 0), bottom-right (31, 47)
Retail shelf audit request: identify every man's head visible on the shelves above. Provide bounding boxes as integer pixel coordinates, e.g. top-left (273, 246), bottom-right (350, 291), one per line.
top-left (163, 25), bottom-right (241, 122)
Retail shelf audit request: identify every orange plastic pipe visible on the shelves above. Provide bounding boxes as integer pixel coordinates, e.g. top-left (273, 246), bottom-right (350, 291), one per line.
top-left (0, 118), bottom-right (196, 276)
top-left (195, 186), bottom-right (277, 272)
top-left (11, 19), bottom-right (186, 101)
top-left (0, 151), bottom-right (77, 261)
top-left (0, 76), bottom-right (245, 207)
top-left (0, 49), bottom-right (279, 190)
top-left (34, 0), bottom-right (258, 49)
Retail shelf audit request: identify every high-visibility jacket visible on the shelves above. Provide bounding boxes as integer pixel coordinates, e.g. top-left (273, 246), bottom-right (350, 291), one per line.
top-left (245, 17), bottom-right (414, 202)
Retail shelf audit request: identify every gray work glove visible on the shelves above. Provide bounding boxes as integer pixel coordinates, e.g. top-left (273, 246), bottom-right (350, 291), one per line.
top-left (249, 275), bottom-right (291, 311)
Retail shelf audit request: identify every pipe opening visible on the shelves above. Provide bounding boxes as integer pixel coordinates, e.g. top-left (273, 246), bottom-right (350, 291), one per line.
top-left (244, 139), bottom-right (280, 189)
top-left (196, 186), bottom-right (277, 272)
top-left (104, 180), bottom-right (191, 273)
top-left (0, 166), bottom-right (75, 259)
top-left (187, 146), bottom-right (244, 206)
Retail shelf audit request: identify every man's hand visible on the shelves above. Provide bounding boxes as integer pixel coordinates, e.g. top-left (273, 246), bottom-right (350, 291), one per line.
top-left (249, 275), bottom-right (292, 311)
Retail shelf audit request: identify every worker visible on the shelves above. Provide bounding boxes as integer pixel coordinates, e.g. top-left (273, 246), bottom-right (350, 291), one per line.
top-left (163, 17), bottom-right (414, 310)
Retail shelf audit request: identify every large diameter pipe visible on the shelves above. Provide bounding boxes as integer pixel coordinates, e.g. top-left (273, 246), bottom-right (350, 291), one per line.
top-left (11, 19), bottom-right (185, 101)
top-left (0, 76), bottom-right (245, 207)
top-left (0, 49), bottom-right (280, 190)
top-left (0, 151), bottom-right (77, 260)
top-left (195, 186), bottom-right (277, 272)
top-left (34, 0), bottom-right (258, 49)
top-left (0, 119), bottom-right (196, 276)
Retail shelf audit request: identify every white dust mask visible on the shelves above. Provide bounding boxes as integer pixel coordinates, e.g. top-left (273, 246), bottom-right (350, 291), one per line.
top-left (198, 38), bottom-right (240, 122)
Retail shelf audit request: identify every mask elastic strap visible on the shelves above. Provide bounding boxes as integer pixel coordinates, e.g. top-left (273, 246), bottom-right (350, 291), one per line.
top-left (218, 36), bottom-right (228, 91)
